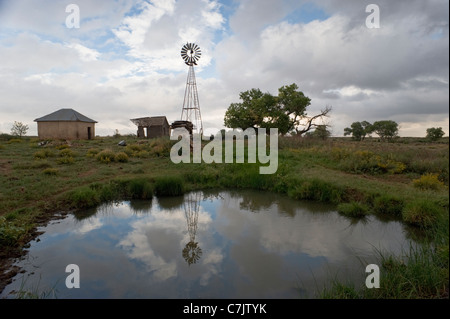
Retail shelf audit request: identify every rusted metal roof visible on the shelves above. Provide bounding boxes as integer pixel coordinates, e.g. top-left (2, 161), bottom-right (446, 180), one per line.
top-left (130, 116), bottom-right (169, 127)
top-left (34, 108), bottom-right (97, 123)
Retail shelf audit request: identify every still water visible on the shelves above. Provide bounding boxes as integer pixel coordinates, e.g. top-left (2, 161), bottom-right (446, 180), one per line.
top-left (1, 190), bottom-right (415, 299)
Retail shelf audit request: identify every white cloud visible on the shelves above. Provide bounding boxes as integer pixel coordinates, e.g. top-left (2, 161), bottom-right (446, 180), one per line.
top-left (0, 0), bottom-right (448, 137)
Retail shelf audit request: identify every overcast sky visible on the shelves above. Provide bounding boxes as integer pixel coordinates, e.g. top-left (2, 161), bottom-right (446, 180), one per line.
top-left (0, 0), bottom-right (448, 137)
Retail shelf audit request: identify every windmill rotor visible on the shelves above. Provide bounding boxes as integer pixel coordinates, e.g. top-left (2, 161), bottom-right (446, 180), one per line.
top-left (181, 42), bottom-right (201, 66)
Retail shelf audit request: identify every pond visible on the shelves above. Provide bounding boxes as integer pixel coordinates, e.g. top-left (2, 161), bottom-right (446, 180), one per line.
top-left (1, 190), bottom-right (416, 299)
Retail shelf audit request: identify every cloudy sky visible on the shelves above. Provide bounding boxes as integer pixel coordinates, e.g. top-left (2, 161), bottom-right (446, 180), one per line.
top-left (0, 0), bottom-right (448, 137)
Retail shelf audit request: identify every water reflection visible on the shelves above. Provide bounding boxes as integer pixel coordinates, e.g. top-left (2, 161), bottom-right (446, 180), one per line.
top-left (0, 190), bottom-right (418, 299)
top-left (182, 192), bottom-right (202, 266)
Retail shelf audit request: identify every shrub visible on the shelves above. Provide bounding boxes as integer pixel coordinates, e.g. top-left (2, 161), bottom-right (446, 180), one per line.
top-left (86, 148), bottom-right (100, 157)
top-left (33, 149), bottom-right (55, 159)
top-left (124, 144), bottom-right (143, 157)
top-left (56, 156), bottom-right (75, 164)
top-left (96, 149), bottom-right (116, 163)
top-left (115, 152), bottom-right (129, 163)
top-left (337, 202), bottom-right (370, 218)
top-left (59, 148), bottom-right (76, 157)
top-left (402, 199), bottom-right (443, 228)
top-left (412, 173), bottom-right (445, 190)
top-left (154, 176), bottom-right (185, 196)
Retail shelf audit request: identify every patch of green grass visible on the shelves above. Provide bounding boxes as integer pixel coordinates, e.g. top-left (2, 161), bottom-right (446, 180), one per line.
top-left (65, 187), bottom-right (101, 209)
top-left (402, 199), bottom-right (444, 229)
top-left (372, 195), bottom-right (404, 217)
top-left (337, 201), bottom-right (370, 218)
top-left (43, 168), bottom-right (59, 175)
top-left (154, 176), bottom-right (185, 196)
top-left (115, 152), bottom-right (129, 163)
top-left (33, 149), bottom-right (55, 159)
top-left (96, 149), bottom-right (116, 163)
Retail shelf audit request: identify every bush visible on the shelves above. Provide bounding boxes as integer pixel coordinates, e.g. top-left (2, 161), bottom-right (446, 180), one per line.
top-left (56, 157), bottom-right (75, 165)
top-left (115, 152), bottom-right (129, 163)
top-left (86, 148), bottom-right (100, 157)
top-left (59, 148), bottom-right (76, 157)
top-left (34, 149), bottom-right (55, 159)
top-left (96, 149), bottom-right (116, 163)
top-left (337, 202), bottom-right (370, 218)
top-left (154, 176), bottom-right (185, 196)
top-left (412, 173), bottom-right (445, 190)
top-left (402, 199), bottom-right (443, 228)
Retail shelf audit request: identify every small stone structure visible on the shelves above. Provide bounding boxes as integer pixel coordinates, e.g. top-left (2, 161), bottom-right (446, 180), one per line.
top-left (34, 108), bottom-right (97, 140)
top-left (130, 116), bottom-right (171, 138)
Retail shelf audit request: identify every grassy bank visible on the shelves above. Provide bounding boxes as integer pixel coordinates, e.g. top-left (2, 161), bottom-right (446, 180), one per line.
top-left (0, 134), bottom-right (448, 298)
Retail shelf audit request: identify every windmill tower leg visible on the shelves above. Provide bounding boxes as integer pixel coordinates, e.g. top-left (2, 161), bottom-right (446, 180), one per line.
top-left (181, 65), bottom-right (203, 136)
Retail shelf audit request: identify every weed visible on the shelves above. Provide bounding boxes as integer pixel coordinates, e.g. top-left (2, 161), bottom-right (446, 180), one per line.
top-left (115, 152), bottom-right (129, 163)
top-left (413, 173), bottom-right (445, 190)
top-left (96, 149), bottom-right (116, 163)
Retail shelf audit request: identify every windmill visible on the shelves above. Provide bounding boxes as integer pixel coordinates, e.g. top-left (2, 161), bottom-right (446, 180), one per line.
top-left (182, 192), bottom-right (202, 266)
top-left (178, 42), bottom-right (203, 136)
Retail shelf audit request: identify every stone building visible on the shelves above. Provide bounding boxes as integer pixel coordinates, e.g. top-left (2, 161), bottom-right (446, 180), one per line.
top-left (34, 108), bottom-right (97, 140)
top-left (130, 116), bottom-right (170, 138)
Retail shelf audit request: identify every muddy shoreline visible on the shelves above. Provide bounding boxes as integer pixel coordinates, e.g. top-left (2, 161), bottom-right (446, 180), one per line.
top-left (0, 211), bottom-right (69, 296)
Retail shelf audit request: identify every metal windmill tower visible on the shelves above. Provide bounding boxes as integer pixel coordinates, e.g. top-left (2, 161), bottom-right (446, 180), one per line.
top-left (182, 192), bottom-right (202, 266)
top-left (180, 43), bottom-right (203, 136)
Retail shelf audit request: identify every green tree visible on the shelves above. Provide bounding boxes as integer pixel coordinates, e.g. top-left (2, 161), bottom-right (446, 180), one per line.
top-left (10, 121), bottom-right (29, 137)
top-left (371, 120), bottom-right (399, 140)
top-left (426, 127), bottom-right (445, 141)
top-left (224, 83), bottom-right (331, 135)
top-left (344, 121), bottom-right (373, 141)
top-left (311, 125), bottom-right (331, 140)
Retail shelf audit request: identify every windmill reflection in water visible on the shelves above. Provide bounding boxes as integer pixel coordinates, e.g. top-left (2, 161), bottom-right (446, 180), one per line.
top-left (182, 192), bottom-right (203, 266)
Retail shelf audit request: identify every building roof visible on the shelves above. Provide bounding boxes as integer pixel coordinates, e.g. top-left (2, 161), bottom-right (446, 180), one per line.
top-left (34, 108), bottom-right (97, 123)
top-left (130, 116), bottom-right (169, 127)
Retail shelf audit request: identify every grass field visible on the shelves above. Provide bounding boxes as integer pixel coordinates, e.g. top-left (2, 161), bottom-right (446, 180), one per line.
top-left (0, 133), bottom-right (448, 298)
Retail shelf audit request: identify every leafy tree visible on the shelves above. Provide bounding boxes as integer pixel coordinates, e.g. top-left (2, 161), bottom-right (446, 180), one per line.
top-left (10, 121), bottom-right (29, 137)
top-left (311, 125), bottom-right (331, 140)
top-left (371, 120), bottom-right (398, 140)
top-left (344, 121), bottom-right (373, 141)
top-left (426, 127), bottom-right (445, 141)
top-left (224, 83), bottom-right (331, 135)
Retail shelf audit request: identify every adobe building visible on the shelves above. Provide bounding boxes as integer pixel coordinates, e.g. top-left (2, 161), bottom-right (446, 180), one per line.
top-left (130, 116), bottom-right (170, 138)
top-left (34, 108), bottom-right (97, 140)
